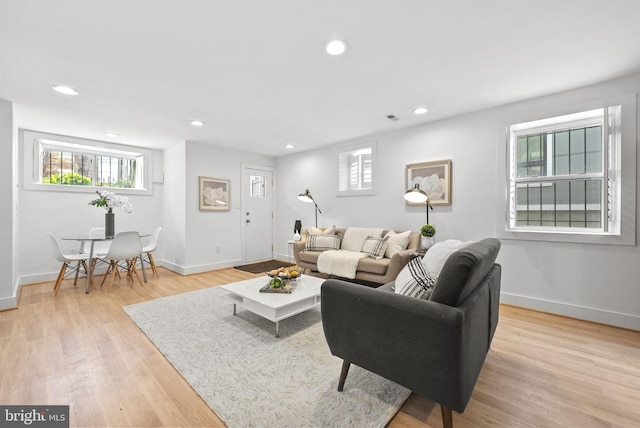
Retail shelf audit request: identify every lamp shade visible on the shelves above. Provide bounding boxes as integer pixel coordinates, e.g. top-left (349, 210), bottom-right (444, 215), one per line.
top-left (298, 189), bottom-right (314, 203)
top-left (404, 184), bottom-right (428, 203)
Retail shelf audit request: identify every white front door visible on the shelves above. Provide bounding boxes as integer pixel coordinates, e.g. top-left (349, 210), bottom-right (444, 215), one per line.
top-left (242, 166), bottom-right (274, 263)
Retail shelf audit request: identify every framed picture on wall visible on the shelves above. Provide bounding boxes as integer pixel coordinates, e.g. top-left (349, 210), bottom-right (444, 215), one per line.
top-left (199, 176), bottom-right (230, 211)
top-left (405, 159), bottom-right (452, 206)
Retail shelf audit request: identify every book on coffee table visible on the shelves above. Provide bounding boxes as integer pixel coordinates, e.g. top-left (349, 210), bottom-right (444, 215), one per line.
top-left (259, 282), bottom-right (298, 294)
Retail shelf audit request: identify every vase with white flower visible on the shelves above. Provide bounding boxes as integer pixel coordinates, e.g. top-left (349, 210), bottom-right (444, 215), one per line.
top-left (88, 191), bottom-right (134, 238)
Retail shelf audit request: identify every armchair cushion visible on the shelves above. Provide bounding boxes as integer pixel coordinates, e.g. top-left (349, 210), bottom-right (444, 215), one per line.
top-left (423, 239), bottom-right (471, 276)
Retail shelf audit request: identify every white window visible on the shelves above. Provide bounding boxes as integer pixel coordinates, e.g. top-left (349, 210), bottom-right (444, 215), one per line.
top-left (21, 130), bottom-right (152, 195)
top-left (338, 141), bottom-right (376, 196)
top-left (503, 97), bottom-right (636, 246)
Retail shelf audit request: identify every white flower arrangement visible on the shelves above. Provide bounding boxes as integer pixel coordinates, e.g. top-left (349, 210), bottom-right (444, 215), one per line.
top-left (88, 190), bottom-right (134, 213)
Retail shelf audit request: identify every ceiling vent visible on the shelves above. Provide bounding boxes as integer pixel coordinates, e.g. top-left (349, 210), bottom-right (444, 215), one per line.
top-left (386, 114), bottom-right (399, 121)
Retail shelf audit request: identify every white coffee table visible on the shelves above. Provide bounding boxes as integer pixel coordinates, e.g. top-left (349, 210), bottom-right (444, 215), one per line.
top-left (220, 274), bottom-right (325, 337)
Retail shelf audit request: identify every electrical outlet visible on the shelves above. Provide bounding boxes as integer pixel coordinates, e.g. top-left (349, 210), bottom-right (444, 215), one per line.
top-left (216, 246), bottom-right (221, 254)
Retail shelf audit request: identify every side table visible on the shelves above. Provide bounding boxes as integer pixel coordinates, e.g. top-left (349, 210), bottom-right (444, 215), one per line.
top-left (287, 240), bottom-right (296, 262)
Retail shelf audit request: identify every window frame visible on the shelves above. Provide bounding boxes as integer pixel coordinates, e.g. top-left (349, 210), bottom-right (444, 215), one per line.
top-left (20, 129), bottom-right (153, 196)
top-left (509, 109), bottom-right (608, 232)
top-left (336, 141), bottom-right (376, 197)
top-left (497, 93), bottom-right (636, 246)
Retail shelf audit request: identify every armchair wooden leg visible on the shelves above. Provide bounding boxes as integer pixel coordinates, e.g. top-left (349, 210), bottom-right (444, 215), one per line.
top-left (441, 405), bottom-right (453, 428)
top-left (337, 360), bottom-right (351, 392)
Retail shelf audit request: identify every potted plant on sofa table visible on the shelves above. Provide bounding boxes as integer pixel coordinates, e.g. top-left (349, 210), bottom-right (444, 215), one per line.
top-left (420, 224), bottom-right (436, 249)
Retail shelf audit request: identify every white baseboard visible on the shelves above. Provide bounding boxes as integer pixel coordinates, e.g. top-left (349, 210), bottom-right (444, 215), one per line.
top-left (159, 259), bottom-right (241, 276)
top-left (501, 292), bottom-right (640, 331)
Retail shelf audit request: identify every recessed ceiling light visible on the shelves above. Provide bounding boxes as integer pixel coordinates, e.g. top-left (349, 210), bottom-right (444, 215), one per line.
top-left (51, 85), bottom-right (79, 96)
top-left (104, 132), bottom-right (119, 138)
top-left (325, 40), bottom-right (348, 56)
top-left (285, 144), bottom-right (295, 149)
top-left (190, 120), bottom-right (205, 127)
top-left (414, 107), bottom-right (429, 115)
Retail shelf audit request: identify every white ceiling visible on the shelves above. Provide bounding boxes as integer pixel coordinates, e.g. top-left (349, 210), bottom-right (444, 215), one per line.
top-left (2, 0), bottom-right (640, 156)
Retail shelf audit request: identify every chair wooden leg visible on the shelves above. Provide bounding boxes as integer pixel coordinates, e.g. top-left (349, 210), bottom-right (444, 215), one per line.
top-left (107, 262), bottom-right (118, 291)
top-left (337, 360), bottom-right (351, 392)
top-left (130, 257), bottom-right (144, 287)
top-left (441, 405), bottom-right (453, 428)
top-left (53, 263), bottom-right (68, 296)
top-left (100, 262), bottom-right (113, 288)
top-left (148, 252), bottom-right (159, 278)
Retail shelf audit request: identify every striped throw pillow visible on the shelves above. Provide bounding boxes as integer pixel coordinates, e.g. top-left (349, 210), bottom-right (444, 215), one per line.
top-left (395, 256), bottom-right (437, 299)
top-left (361, 236), bottom-right (390, 259)
top-left (305, 234), bottom-right (341, 252)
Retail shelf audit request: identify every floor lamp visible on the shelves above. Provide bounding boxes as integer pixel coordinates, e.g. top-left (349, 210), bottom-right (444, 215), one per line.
top-left (404, 184), bottom-right (433, 223)
top-left (298, 189), bottom-right (322, 228)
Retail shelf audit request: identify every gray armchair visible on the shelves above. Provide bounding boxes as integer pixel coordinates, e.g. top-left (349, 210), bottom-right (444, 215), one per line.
top-left (321, 238), bottom-right (501, 428)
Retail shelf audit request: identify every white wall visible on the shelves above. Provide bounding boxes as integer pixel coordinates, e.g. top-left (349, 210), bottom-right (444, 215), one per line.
top-left (0, 99), bottom-right (17, 309)
top-left (161, 141), bottom-right (187, 271)
top-left (276, 73), bottom-right (640, 330)
top-left (161, 140), bottom-right (276, 274)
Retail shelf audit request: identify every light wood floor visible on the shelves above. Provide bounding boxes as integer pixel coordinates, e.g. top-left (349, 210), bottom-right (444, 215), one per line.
top-left (1, 267), bottom-right (639, 428)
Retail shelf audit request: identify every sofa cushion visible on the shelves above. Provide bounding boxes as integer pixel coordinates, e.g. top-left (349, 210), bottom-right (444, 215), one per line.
top-left (361, 236), bottom-right (389, 259)
top-left (395, 256), bottom-right (437, 298)
top-left (298, 250), bottom-right (321, 264)
top-left (384, 230), bottom-right (411, 258)
top-left (429, 238), bottom-right (501, 307)
top-left (356, 255), bottom-right (390, 275)
top-left (305, 235), bottom-right (341, 252)
top-left (341, 227), bottom-right (384, 252)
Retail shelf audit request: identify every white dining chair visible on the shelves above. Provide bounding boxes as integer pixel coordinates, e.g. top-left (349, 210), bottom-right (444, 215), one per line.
top-left (88, 227), bottom-right (111, 266)
top-left (100, 231), bottom-right (144, 290)
top-left (140, 226), bottom-right (162, 279)
top-left (47, 232), bottom-right (94, 296)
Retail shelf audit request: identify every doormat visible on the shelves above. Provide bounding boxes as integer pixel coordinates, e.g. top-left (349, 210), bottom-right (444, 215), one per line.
top-left (234, 259), bottom-right (295, 274)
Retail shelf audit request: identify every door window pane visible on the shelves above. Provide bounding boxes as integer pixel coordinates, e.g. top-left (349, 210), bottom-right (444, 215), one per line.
top-left (250, 175), bottom-right (266, 198)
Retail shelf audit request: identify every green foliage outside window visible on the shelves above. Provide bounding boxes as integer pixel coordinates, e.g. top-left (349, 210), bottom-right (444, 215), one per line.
top-left (42, 172), bottom-right (91, 186)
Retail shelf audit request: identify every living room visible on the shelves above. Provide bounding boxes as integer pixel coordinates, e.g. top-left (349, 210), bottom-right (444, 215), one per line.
top-left (1, 2), bottom-right (640, 427)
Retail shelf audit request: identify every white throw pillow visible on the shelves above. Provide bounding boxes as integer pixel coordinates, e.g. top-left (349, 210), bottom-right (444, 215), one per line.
top-left (309, 226), bottom-right (335, 236)
top-left (384, 230), bottom-right (411, 258)
top-left (423, 239), bottom-right (472, 277)
top-left (341, 227), bottom-right (384, 252)
top-left (395, 256), bottom-right (437, 299)
top-left (361, 236), bottom-right (389, 259)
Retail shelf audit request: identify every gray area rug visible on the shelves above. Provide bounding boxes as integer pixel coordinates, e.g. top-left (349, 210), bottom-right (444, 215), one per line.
top-left (123, 286), bottom-right (410, 428)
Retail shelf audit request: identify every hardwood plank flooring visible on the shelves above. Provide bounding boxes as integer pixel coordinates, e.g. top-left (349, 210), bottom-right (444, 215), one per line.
top-left (1, 267), bottom-right (639, 427)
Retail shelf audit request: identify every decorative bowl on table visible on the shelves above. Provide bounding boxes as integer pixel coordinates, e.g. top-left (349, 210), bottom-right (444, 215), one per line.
top-left (266, 266), bottom-right (301, 288)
